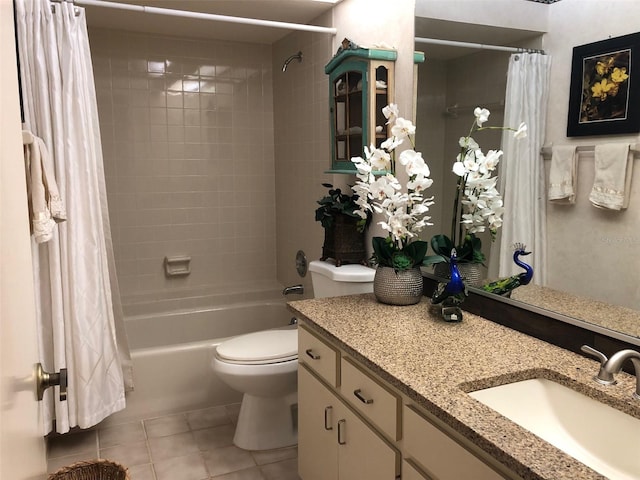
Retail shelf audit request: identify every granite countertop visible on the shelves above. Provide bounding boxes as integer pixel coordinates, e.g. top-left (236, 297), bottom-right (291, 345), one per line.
top-left (510, 284), bottom-right (640, 339)
top-left (288, 294), bottom-right (640, 480)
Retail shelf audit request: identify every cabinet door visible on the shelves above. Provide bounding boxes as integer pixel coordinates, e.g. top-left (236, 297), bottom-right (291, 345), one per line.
top-left (402, 459), bottom-right (433, 480)
top-left (298, 366), bottom-right (339, 480)
top-left (403, 405), bottom-right (505, 480)
top-left (336, 401), bottom-right (400, 480)
top-left (329, 62), bottom-right (366, 173)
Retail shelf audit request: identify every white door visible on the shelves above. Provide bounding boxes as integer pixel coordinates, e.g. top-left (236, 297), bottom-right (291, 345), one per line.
top-left (0, 0), bottom-right (48, 477)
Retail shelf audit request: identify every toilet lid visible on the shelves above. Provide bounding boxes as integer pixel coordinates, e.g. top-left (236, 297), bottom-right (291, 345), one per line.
top-left (216, 329), bottom-right (298, 364)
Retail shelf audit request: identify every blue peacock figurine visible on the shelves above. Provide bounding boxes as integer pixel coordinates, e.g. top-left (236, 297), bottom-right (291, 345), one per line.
top-left (431, 248), bottom-right (468, 309)
top-left (481, 243), bottom-right (534, 297)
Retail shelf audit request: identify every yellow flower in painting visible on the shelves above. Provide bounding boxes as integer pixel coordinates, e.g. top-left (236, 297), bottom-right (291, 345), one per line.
top-left (596, 57), bottom-right (614, 76)
top-left (591, 79), bottom-right (615, 101)
top-left (611, 67), bottom-right (629, 84)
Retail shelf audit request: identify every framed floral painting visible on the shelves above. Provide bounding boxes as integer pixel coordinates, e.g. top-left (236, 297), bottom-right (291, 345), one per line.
top-left (567, 32), bottom-right (640, 137)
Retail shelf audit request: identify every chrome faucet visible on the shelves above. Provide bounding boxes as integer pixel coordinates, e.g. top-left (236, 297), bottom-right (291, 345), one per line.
top-left (282, 284), bottom-right (304, 295)
top-left (581, 345), bottom-right (640, 399)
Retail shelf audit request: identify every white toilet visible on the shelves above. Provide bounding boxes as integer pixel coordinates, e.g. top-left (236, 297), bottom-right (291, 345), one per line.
top-left (212, 259), bottom-right (375, 450)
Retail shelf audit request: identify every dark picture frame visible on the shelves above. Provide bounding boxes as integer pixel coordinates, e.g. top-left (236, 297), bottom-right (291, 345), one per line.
top-left (567, 32), bottom-right (640, 137)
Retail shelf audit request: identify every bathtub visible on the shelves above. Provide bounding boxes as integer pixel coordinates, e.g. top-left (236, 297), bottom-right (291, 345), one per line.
top-left (107, 300), bottom-right (293, 424)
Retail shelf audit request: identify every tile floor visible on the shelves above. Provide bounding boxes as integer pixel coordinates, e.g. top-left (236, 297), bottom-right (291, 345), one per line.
top-left (46, 404), bottom-right (301, 480)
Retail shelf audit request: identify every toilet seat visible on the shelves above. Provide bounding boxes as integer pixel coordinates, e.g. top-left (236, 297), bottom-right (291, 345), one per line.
top-left (216, 329), bottom-right (298, 365)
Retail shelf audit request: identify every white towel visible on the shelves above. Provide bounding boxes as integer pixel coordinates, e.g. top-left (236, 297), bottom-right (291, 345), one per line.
top-left (548, 145), bottom-right (577, 204)
top-left (23, 131), bottom-right (66, 243)
top-left (589, 143), bottom-right (634, 211)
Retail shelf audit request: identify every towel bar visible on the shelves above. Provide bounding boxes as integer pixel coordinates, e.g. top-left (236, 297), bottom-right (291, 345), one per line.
top-left (541, 144), bottom-right (640, 158)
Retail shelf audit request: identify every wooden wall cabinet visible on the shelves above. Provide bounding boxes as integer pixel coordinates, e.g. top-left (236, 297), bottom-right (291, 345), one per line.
top-left (325, 39), bottom-right (396, 174)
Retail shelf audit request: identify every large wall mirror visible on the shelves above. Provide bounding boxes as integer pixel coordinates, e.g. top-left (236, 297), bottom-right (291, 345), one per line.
top-left (414, 0), bottom-right (640, 347)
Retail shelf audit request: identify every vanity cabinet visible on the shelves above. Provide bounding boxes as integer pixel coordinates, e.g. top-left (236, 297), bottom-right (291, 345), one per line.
top-left (298, 326), bottom-right (400, 480)
top-left (298, 367), bottom-right (400, 480)
top-left (297, 322), bottom-right (517, 480)
top-left (324, 39), bottom-right (396, 174)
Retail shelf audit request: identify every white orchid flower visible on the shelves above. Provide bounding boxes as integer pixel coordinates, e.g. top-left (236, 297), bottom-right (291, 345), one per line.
top-left (514, 122), bottom-right (528, 139)
top-left (391, 117), bottom-right (416, 139)
top-left (381, 136), bottom-right (403, 151)
top-left (382, 103), bottom-right (399, 124)
top-left (452, 161), bottom-right (467, 177)
top-left (400, 151), bottom-right (430, 177)
top-left (369, 148), bottom-right (391, 171)
top-left (407, 175), bottom-right (433, 193)
top-left (474, 107), bottom-right (490, 127)
top-left (408, 203), bottom-right (430, 216)
top-left (369, 176), bottom-right (398, 201)
top-left (459, 135), bottom-right (479, 150)
top-left (482, 150), bottom-right (502, 172)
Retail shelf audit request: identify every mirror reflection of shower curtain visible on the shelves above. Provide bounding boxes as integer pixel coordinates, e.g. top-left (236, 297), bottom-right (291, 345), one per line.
top-left (490, 53), bottom-right (551, 285)
top-left (16, 0), bottom-right (133, 434)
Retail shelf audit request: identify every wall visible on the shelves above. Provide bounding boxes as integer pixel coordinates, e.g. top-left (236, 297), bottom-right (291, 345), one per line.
top-left (544, 0), bottom-right (640, 309)
top-left (415, 59), bottom-right (447, 233)
top-left (90, 29), bottom-right (281, 312)
top-left (415, 0), bottom-right (548, 33)
top-left (273, 0), bottom-right (417, 295)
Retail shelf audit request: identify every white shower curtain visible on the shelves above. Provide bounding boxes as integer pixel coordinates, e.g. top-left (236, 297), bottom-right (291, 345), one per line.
top-left (491, 53), bottom-right (551, 285)
top-left (16, 0), bottom-right (133, 434)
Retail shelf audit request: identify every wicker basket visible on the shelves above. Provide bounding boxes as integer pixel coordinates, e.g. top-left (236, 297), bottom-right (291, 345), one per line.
top-left (48, 460), bottom-right (129, 480)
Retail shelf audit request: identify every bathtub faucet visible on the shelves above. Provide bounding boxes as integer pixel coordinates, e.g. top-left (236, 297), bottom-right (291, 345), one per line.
top-left (282, 284), bottom-right (304, 295)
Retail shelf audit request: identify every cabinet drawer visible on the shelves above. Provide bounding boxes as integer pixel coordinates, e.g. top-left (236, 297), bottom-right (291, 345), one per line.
top-left (340, 356), bottom-right (400, 440)
top-left (403, 405), bottom-right (505, 480)
top-left (402, 459), bottom-right (433, 480)
top-left (298, 325), bottom-right (339, 387)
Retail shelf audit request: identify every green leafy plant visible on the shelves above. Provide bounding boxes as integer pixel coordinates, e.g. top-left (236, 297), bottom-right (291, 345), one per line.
top-left (315, 183), bottom-right (369, 231)
top-left (372, 236), bottom-right (428, 270)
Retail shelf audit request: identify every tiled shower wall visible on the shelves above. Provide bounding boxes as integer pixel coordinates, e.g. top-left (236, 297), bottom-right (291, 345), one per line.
top-left (90, 29), bottom-right (279, 310)
top-left (272, 27), bottom-right (334, 294)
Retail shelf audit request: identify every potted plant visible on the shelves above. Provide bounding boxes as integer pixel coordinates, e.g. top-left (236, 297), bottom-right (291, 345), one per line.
top-left (423, 107), bottom-right (527, 286)
top-left (351, 104), bottom-right (434, 305)
top-left (315, 183), bottom-right (370, 266)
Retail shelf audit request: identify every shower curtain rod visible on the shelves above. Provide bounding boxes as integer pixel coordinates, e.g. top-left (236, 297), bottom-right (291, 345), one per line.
top-left (71, 0), bottom-right (338, 35)
top-left (415, 36), bottom-right (545, 55)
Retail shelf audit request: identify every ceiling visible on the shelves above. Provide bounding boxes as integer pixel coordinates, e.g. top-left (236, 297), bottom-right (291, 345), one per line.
top-left (82, 0), bottom-right (337, 44)
top-left (81, 1), bottom-right (546, 58)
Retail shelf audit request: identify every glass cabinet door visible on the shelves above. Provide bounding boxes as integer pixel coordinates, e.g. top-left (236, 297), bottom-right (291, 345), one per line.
top-left (332, 70), bottom-right (363, 165)
top-left (373, 65), bottom-right (390, 150)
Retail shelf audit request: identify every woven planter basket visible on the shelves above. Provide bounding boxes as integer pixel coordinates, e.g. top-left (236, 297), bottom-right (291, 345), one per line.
top-left (48, 459), bottom-right (129, 480)
top-left (320, 213), bottom-right (367, 266)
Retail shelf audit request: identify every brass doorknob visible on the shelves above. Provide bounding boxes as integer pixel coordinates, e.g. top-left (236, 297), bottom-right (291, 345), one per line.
top-left (35, 363), bottom-right (67, 401)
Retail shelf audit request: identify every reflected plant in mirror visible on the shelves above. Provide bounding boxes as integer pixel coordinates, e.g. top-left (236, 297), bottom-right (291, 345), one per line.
top-left (424, 107), bottom-right (526, 273)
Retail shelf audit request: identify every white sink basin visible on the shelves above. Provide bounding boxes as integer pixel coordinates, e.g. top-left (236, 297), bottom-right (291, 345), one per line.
top-left (469, 378), bottom-right (640, 480)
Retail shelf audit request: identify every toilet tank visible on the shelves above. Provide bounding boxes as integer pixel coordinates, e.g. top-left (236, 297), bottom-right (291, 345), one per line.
top-left (309, 260), bottom-right (375, 298)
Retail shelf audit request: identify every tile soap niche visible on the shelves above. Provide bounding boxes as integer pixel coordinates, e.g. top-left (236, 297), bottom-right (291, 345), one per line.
top-left (164, 255), bottom-right (191, 277)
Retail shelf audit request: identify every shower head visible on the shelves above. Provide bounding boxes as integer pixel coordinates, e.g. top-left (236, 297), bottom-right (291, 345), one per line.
top-left (282, 51), bottom-right (303, 72)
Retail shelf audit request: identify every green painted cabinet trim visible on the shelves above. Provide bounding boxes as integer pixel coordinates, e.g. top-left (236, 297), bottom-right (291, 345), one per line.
top-left (325, 47), bottom-right (397, 75)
